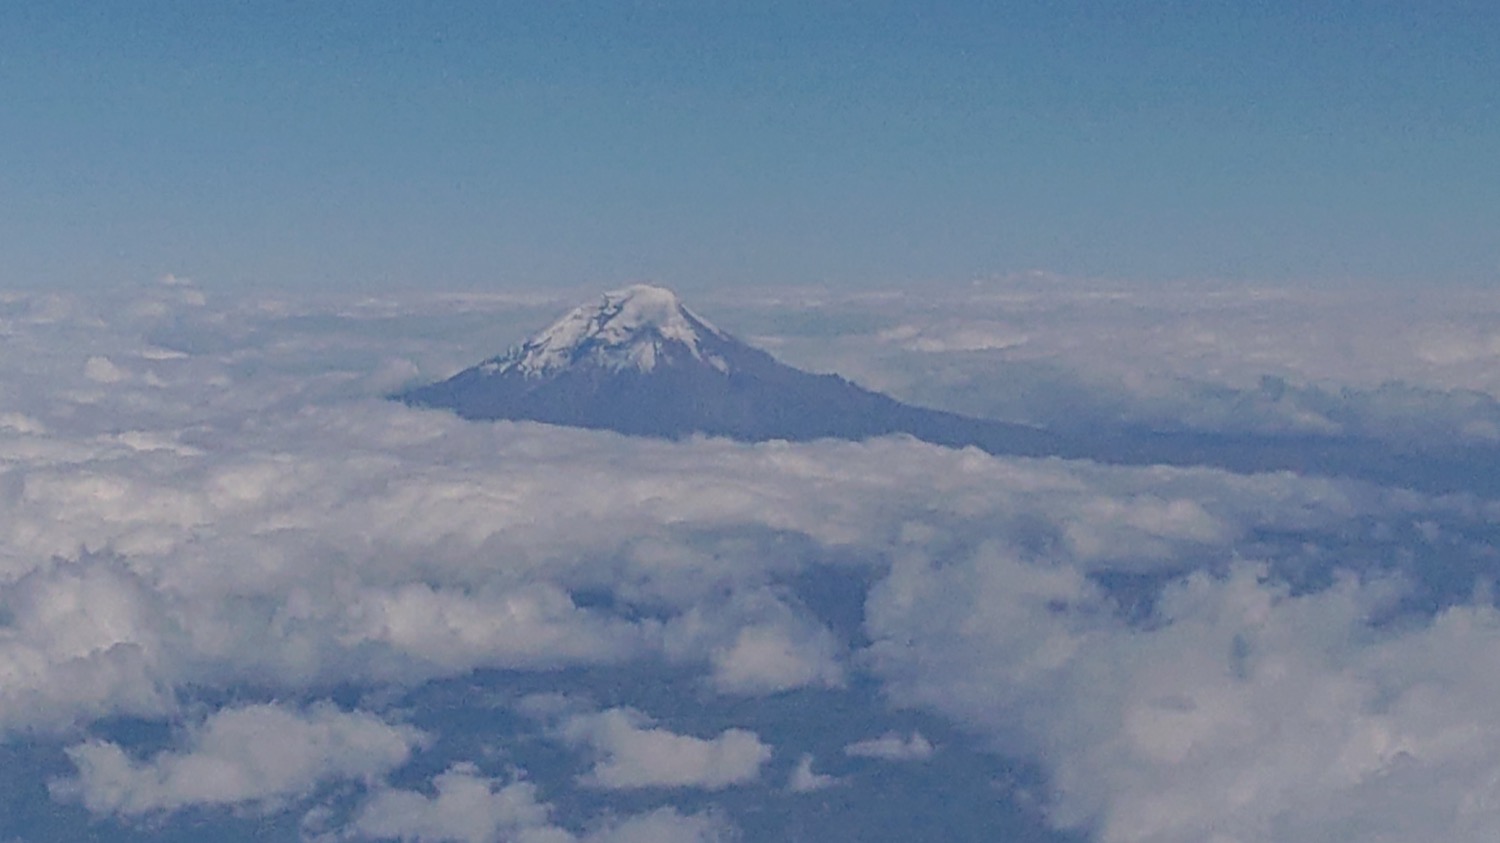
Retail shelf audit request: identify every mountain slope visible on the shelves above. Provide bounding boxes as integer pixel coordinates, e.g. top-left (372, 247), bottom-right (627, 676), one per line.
top-left (398, 284), bottom-right (1061, 449)
top-left (397, 285), bottom-right (1500, 496)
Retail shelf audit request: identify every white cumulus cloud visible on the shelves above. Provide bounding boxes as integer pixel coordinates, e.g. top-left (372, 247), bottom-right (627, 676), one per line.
top-left (844, 731), bottom-right (935, 762)
top-left (561, 707), bottom-right (771, 791)
top-left (350, 763), bottom-right (733, 843)
top-left (350, 763), bottom-right (572, 843)
top-left (787, 753), bottom-right (840, 793)
top-left (53, 702), bottom-right (425, 817)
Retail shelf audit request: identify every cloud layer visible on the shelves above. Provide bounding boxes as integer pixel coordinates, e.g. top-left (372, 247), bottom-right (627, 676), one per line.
top-left (55, 703), bottom-right (424, 817)
top-left (4, 278), bottom-right (1500, 841)
top-left (716, 280), bottom-right (1500, 444)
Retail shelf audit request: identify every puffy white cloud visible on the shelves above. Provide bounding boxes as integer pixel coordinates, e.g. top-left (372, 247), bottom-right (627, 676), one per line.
top-left (787, 754), bottom-right (839, 793)
top-left (350, 763), bottom-right (572, 843)
top-left (587, 806), bottom-right (732, 843)
top-left (53, 703), bottom-right (424, 817)
top-left (561, 707), bottom-right (771, 791)
top-left (662, 586), bottom-right (846, 695)
top-left (843, 732), bottom-right (935, 762)
top-left (707, 620), bottom-right (845, 694)
top-left (83, 355), bottom-right (130, 384)
top-left (865, 544), bottom-right (1500, 843)
top-left (343, 581), bottom-right (648, 673)
top-left (0, 557), bottom-right (176, 732)
top-left (348, 763), bottom-right (732, 843)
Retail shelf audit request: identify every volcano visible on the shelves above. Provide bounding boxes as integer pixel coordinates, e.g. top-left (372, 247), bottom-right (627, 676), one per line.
top-left (395, 284), bottom-right (1060, 449)
top-left (396, 284), bottom-right (1500, 497)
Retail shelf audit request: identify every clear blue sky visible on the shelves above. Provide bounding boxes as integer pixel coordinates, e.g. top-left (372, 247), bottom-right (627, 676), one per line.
top-left (2, 1), bottom-right (1496, 290)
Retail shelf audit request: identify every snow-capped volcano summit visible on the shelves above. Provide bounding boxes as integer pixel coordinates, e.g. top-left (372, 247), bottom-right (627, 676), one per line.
top-left (396, 284), bottom-right (1061, 450)
top-left (485, 284), bottom-right (731, 377)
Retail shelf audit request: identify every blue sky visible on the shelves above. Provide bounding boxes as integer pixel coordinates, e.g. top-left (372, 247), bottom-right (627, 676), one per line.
top-left (2, 0), bottom-right (1496, 290)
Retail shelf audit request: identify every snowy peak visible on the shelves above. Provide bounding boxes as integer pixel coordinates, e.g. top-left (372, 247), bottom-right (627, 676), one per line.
top-left (485, 285), bottom-right (731, 378)
top-left (396, 283), bottom-right (1065, 455)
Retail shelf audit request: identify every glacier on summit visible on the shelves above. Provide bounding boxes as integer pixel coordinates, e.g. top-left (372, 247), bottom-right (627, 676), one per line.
top-left (482, 285), bottom-right (732, 377)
